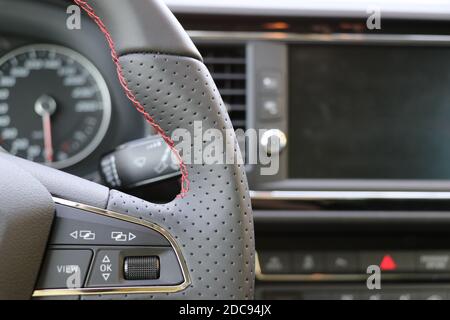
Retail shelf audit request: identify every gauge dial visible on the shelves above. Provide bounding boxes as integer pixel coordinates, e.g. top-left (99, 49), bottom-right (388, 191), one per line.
top-left (0, 44), bottom-right (111, 169)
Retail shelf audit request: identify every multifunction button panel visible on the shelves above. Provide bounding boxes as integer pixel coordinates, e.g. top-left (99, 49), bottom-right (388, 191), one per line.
top-left (34, 202), bottom-right (187, 296)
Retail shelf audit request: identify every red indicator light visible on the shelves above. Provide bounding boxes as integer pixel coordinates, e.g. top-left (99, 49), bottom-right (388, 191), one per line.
top-left (380, 255), bottom-right (397, 271)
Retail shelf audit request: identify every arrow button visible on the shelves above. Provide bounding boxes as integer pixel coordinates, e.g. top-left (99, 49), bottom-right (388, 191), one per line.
top-left (133, 156), bottom-right (147, 168)
top-left (50, 204), bottom-right (169, 246)
top-left (87, 250), bottom-right (119, 287)
top-left (70, 231), bottom-right (78, 239)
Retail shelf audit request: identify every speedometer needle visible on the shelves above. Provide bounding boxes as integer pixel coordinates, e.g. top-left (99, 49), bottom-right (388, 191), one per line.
top-left (34, 95), bottom-right (57, 164)
top-left (42, 111), bottom-right (54, 163)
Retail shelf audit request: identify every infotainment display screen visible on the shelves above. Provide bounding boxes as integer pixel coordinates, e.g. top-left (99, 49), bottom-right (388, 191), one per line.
top-left (289, 44), bottom-right (450, 180)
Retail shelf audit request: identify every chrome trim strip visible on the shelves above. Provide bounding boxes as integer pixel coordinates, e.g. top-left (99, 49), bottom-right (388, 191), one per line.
top-left (188, 31), bottom-right (450, 45)
top-left (167, 0), bottom-right (450, 20)
top-left (255, 252), bottom-right (450, 283)
top-left (32, 197), bottom-right (191, 297)
top-left (250, 190), bottom-right (450, 201)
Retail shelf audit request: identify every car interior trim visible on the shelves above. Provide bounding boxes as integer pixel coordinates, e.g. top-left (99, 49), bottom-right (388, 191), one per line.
top-left (187, 31), bottom-right (450, 45)
top-left (250, 190), bottom-right (450, 201)
top-left (166, 0), bottom-right (450, 20)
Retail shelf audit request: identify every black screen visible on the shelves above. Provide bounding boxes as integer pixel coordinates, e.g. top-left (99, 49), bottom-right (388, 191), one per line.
top-left (289, 44), bottom-right (450, 180)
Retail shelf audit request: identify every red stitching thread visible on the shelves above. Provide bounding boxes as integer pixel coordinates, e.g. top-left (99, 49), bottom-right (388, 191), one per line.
top-left (73, 0), bottom-right (189, 197)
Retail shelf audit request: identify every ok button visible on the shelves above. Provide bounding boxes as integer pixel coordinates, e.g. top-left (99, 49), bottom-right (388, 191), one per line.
top-left (87, 250), bottom-right (120, 287)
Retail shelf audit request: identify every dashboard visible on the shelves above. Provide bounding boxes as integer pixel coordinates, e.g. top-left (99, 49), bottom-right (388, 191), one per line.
top-left (0, 0), bottom-right (146, 181)
top-left (0, 43), bottom-right (112, 169)
top-left (3, 0), bottom-right (450, 300)
top-left (173, 2), bottom-right (450, 300)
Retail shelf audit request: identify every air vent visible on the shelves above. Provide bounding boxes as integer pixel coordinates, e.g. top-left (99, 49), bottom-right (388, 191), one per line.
top-left (196, 44), bottom-right (247, 131)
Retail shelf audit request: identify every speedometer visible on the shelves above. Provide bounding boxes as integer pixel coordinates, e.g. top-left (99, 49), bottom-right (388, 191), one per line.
top-left (0, 44), bottom-right (111, 169)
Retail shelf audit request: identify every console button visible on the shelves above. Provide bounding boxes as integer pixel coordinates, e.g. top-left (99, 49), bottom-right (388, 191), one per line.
top-left (416, 251), bottom-right (450, 272)
top-left (293, 252), bottom-right (325, 274)
top-left (260, 129), bottom-right (287, 155)
top-left (384, 291), bottom-right (419, 300)
top-left (364, 292), bottom-right (383, 300)
top-left (36, 249), bottom-right (92, 289)
top-left (50, 204), bottom-right (170, 246)
top-left (362, 291), bottom-right (418, 300)
top-left (259, 251), bottom-right (291, 274)
top-left (259, 72), bottom-right (281, 92)
top-left (360, 251), bottom-right (415, 273)
top-left (326, 252), bottom-right (359, 273)
top-left (417, 291), bottom-right (448, 300)
top-left (260, 97), bottom-right (281, 119)
top-left (331, 292), bottom-right (361, 300)
top-left (87, 250), bottom-right (120, 287)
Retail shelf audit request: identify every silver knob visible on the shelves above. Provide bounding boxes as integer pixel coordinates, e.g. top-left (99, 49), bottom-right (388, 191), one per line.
top-left (260, 129), bottom-right (287, 155)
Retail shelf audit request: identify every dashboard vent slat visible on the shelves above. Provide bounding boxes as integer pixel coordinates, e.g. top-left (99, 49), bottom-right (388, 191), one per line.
top-left (202, 57), bottom-right (246, 64)
top-left (210, 73), bottom-right (246, 80)
top-left (197, 44), bottom-right (247, 131)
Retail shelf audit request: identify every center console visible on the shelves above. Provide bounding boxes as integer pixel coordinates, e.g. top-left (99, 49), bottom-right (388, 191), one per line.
top-left (178, 13), bottom-right (450, 299)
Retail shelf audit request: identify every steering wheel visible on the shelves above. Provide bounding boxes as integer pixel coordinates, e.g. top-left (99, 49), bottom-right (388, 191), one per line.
top-left (0, 0), bottom-right (254, 300)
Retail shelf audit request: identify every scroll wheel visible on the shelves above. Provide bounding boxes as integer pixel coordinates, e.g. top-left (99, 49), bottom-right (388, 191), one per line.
top-left (123, 256), bottom-right (160, 280)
